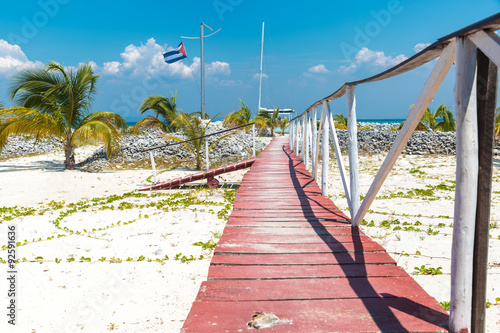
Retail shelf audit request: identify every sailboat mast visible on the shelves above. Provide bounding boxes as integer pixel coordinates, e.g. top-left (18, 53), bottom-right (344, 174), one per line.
top-left (258, 21), bottom-right (265, 113)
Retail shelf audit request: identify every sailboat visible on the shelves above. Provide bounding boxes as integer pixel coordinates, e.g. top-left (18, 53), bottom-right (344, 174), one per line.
top-left (257, 21), bottom-right (294, 119)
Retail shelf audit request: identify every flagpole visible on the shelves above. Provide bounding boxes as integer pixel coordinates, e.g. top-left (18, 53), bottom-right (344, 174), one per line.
top-left (258, 21), bottom-right (265, 114)
top-left (201, 23), bottom-right (205, 119)
top-left (181, 24), bottom-right (221, 119)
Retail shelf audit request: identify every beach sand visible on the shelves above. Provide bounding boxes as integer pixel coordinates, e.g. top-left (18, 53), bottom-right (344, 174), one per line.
top-left (0, 145), bottom-right (499, 332)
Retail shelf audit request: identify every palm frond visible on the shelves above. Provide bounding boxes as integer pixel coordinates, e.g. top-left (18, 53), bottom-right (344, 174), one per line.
top-left (0, 107), bottom-right (62, 150)
top-left (131, 116), bottom-right (168, 134)
top-left (72, 120), bottom-right (121, 157)
top-left (138, 93), bottom-right (179, 131)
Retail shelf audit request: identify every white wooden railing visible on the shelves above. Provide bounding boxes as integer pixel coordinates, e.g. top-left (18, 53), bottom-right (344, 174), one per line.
top-left (289, 13), bottom-right (500, 333)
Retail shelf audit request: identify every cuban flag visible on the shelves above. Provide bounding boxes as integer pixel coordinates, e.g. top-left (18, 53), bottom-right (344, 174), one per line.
top-left (163, 42), bottom-right (187, 64)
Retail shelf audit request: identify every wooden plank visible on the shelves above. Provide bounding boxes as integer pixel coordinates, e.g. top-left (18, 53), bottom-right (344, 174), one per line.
top-left (217, 233), bottom-right (371, 244)
top-left (450, 36), bottom-right (478, 333)
top-left (352, 42), bottom-right (456, 226)
top-left (210, 252), bottom-right (396, 266)
top-left (181, 298), bottom-right (448, 332)
top-left (214, 241), bottom-right (385, 254)
top-left (469, 29), bottom-right (500, 68)
top-left (472, 47), bottom-right (498, 333)
top-left (222, 226), bottom-right (361, 235)
top-left (195, 277), bottom-right (437, 302)
top-left (208, 264), bottom-right (407, 280)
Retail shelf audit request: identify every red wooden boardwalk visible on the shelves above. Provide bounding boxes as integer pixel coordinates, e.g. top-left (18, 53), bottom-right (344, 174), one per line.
top-left (181, 137), bottom-right (449, 332)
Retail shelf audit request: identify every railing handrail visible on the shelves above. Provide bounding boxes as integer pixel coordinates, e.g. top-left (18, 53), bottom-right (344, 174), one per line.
top-left (139, 122), bottom-right (255, 153)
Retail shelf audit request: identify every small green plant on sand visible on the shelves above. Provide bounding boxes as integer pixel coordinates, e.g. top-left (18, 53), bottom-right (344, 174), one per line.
top-left (413, 265), bottom-right (442, 275)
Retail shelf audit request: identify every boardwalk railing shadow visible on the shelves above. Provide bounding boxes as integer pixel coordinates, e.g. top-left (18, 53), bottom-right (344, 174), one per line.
top-left (283, 144), bottom-right (449, 331)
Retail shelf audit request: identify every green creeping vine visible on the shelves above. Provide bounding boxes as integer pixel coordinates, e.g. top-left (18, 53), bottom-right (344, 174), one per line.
top-left (0, 188), bottom-right (238, 263)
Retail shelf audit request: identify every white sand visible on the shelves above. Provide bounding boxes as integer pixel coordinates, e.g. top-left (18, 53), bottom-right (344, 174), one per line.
top-left (0, 145), bottom-right (499, 332)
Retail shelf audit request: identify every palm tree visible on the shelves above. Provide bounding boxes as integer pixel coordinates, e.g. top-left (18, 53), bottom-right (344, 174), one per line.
top-left (332, 113), bottom-right (348, 129)
top-left (0, 61), bottom-right (127, 169)
top-left (420, 103), bottom-right (455, 132)
top-left (132, 93), bottom-right (180, 133)
top-left (398, 104), bottom-right (455, 132)
top-left (278, 117), bottom-right (289, 136)
top-left (163, 112), bottom-right (232, 170)
top-left (254, 107), bottom-right (280, 136)
top-left (223, 100), bottom-right (252, 131)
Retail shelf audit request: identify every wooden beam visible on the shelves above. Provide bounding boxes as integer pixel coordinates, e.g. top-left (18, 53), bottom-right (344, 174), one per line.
top-left (303, 114), bottom-right (309, 169)
top-left (450, 36), bottom-right (478, 333)
top-left (313, 108), bottom-right (325, 181)
top-left (352, 42), bottom-right (456, 226)
top-left (469, 29), bottom-right (500, 68)
top-left (321, 101), bottom-right (330, 196)
top-left (311, 107), bottom-right (317, 173)
top-left (347, 85), bottom-right (360, 222)
top-left (471, 47), bottom-right (498, 333)
top-left (327, 109), bottom-right (352, 212)
top-left (294, 119), bottom-right (298, 151)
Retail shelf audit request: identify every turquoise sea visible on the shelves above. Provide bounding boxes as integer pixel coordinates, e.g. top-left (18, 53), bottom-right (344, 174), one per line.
top-left (358, 119), bottom-right (404, 123)
top-left (126, 119), bottom-right (405, 127)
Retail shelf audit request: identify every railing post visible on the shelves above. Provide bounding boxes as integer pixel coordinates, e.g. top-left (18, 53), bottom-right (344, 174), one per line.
top-left (149, 151), bottom-right (157, 184)
top-left (321, 101), bottom-right (330, 196)
top-left (252, 123), bottom-right (256, 158)
top-left (347, 85), bottom-right (360, 222)
top-left (295, 119), bottom-right (300, 153)
top-left (288, 121), bottom-right (292, 148)
top-left (311, 106), bottom-right (317, 174)
top-left (328, 108), bottom-right (352, 213)
top-left (205, 139), bottom-right (209, 171)
top-left (471, 45), bottom-right (498, 333)
top-left (450, 36), bottom-right (478, 333)
top-left (303, 114), bottom-right (309, 169)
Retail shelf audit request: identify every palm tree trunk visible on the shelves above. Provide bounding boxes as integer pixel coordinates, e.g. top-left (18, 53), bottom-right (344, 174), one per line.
top-left (64, 145), bottom-right (76, 170)
top-left (196, 151), bottom-right (201, 170)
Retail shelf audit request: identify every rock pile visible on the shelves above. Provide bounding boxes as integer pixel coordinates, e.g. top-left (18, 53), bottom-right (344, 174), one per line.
top-left (0, 136), bottom-right (63, 159)
top-left (334, 129), bottom-right (458, 155)
top-left (78, 121), bottom-right (266, 171)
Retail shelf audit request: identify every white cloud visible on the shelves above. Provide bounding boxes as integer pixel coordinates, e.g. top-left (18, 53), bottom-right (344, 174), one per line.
top-left (413, 43), bottom-right (431, 53)
top-left (308, 64), bottom-right (329, 73)
top-left (339, 47), bottom-right (407, 73)
top-left (253, 73), bottom-right (269, 80)
top-left (107, 37), bottom-right (230, 80)
top-left (207, 61), bottom-right (230, 75)
top-left (102, 61), bottom-right (121, 75)
top-left (0, 39), bottom-right (43, 74)
top-left (219, 79), bottom-right (243, 87)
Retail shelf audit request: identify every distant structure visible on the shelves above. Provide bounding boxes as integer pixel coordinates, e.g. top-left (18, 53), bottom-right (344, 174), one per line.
top-left (259, 107), bottom-right (294, 119)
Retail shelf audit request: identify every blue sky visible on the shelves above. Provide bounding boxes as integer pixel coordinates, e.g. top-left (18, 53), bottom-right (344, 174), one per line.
top-left (1, 0), bottom-right (499, 122)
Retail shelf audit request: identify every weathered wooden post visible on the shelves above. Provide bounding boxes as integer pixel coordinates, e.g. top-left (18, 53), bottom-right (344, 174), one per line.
top-left (295, 119), bottom-right (299, 153)
top-left (304, 113), bottom-right (309, 169)
top-left (328, 109), bottom-right (352, 213)
top-left (205, 140), bottom-right (209, 171)
top-left (149, 151), bottom-right (157, 184)
top-left (252, 123), bottom-right (256, 158)
top-left (311, 106), bottom-right (317, 173)
top-left (469, 32), bottom-right (498, 333)
top-left (321, 101), bottom-right (330, 196)
top-left (450, 36), bottom-right (478, 333)
top-left (288, 121), bottom-right (293, 149)
top-left (347, 85), bottom-right (360, 222)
